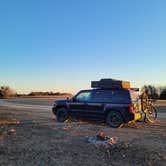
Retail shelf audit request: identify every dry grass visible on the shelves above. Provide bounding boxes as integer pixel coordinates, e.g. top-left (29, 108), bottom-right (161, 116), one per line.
top-left (5, 96), bottom-right (67, 106)
top-left (154, 100), bottom-right (166, 113)
top-left (0, 99), bottom-right (166, 165)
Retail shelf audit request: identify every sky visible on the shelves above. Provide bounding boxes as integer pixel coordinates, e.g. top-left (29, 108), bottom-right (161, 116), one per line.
top-left (0, 0), bottom-right (166, 94)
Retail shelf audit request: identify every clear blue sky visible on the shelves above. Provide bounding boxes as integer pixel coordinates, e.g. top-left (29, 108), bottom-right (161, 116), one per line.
top-left (0, 0), bottom-right (165, 94)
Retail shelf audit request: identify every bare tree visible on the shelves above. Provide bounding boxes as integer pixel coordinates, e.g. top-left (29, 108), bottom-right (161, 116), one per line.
top-left (160, 87), bottom-right (166, 100)
top-left (157, 86), bottom-right (165, 96)
top-left (0, 86), bottom-right (16, 99)
top-left (141, 85), bottom-right (159, 99)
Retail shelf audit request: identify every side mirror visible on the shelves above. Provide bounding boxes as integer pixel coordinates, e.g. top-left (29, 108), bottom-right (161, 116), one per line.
top-left (66, 97), bottom-right (74, 102)
top-left (72, 97), bottom-right (76, 102)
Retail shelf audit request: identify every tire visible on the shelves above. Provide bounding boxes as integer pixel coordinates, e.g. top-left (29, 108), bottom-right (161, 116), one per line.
top-left (56, 108), bottom-right (68, 122)
top-left (146, 106), bottom-right (158, 123)
top-left (106, 111), bottom-right (123, 128)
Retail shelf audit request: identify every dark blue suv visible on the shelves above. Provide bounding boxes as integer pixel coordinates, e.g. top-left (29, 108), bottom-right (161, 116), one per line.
top-left (52, 88), bottom-right (141, 128)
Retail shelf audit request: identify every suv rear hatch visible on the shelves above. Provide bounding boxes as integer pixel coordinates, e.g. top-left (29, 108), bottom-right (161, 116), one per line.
top-left (129, 90), bottom-right (141, 120)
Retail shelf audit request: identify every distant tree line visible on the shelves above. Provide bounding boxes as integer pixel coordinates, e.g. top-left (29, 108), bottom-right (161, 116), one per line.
top-left (0, 86), bottom-right (72, 99)
top-left (27, 91), bottom-right (72, 96)
top-left (1, 85), bottom-right (166, 99)
top-left (141, 85), bottom-right (166, 100)
top-left (0, 86), bottom-right (16, 99)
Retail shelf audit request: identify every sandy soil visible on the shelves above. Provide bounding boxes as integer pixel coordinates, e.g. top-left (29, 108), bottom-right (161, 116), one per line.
top-left (0, 98), bottom-right (166, 166)
top-left (4, 96), bottom-right (67, 106)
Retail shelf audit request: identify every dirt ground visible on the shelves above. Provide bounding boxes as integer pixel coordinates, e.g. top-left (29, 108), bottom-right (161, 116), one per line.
top-left (0, 98), bottom-right (166, 166)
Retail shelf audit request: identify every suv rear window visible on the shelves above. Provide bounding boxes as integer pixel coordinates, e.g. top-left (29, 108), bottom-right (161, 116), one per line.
top-left (91, 90), bottom-right (105, 102)
top-left (129, 90), bottom-right (140, 102)
top-left (104, 90), bottom-right (131, 104)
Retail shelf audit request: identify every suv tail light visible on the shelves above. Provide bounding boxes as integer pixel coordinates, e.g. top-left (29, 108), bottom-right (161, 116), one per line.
top-left (129, 103), bottom-right (134, 113)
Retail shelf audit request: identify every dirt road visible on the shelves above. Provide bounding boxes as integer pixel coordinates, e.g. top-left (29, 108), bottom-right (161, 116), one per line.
top-left (0, 99), bottom-right (166, 166)
top-left (1, 99), bottom-right (166, 119)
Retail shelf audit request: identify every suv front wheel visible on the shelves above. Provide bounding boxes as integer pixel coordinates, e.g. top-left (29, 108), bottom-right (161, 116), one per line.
top-left (56, 108), bottom-right (68, 122)
top-left (106, 111), bottom-right (123, 128)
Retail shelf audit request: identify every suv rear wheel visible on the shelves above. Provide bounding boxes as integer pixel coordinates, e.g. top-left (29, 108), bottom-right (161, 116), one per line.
top-left (56, 108), bottom-right (68, 122)
top-left (106, 111), bottom-right (123, 128)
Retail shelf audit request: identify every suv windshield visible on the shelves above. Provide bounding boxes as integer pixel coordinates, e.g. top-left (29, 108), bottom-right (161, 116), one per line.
top-left (75, 91), bottom-right (91, 102)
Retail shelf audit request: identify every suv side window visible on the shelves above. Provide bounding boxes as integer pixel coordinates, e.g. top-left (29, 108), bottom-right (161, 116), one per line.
top-left (104, 90), bottom-right (130, 104)
top-left (90, 90), bottom-right (105, 102)
top-left (104, 91), bottom-right (113, 102)
top-left (75, 91), bottom-right (91, 102)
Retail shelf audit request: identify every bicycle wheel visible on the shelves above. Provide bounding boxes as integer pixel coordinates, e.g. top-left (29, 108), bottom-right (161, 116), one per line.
top-left (146, 105), bottom-right (158, 123)
top-left (141, 92), bottom-right (149, 111)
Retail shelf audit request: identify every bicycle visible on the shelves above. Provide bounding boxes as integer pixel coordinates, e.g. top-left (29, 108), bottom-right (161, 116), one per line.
top-left (141, 92), bottom-right (158, 123)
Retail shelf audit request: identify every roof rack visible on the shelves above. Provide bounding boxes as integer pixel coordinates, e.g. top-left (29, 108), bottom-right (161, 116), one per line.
top-left (91, 79), bottom-right (131, 89)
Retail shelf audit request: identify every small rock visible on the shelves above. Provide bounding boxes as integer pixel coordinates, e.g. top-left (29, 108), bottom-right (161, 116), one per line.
top-left (96, 132), bottom-right (109, 141)
top-left (163, 155), bottom-right (166, 160)
top-left (7, 128), bottom-right (16, 135)
top-left (107, 136), bottom-right (118, 145)
top-left (121, 143), bottom-right (129, 149)
top-left (122, 154), bottom-right (126, 158)
top-left (63, 126), bottom-right (72, 130)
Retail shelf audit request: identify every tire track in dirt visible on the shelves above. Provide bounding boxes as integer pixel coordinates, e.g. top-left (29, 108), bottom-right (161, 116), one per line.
top-left (0, 99), bottom-right (51, 111)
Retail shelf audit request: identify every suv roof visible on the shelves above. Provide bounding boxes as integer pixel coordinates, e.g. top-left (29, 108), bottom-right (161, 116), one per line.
top-left (79, 88), bottom-right (131, 92)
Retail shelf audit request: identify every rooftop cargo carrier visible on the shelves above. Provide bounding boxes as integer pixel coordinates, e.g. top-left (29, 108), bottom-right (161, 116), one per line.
top-left (91, 79), bottom-right (130, 89)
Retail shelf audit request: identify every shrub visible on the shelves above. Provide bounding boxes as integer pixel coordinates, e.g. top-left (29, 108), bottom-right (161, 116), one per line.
top-left (160, 88), bottom-right (166, 100)
top-left (141, 85), bottom-right (159, 99)
top-left (0, 86), bottom-right (16, 99)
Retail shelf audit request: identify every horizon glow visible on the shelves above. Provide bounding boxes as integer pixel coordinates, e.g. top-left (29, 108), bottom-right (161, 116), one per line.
top-left (0, 0), bottom-right (166, 94)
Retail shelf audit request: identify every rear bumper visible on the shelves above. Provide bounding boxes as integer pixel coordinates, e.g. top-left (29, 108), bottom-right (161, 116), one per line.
top-left (134, 113), bottom-right (142, 120)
